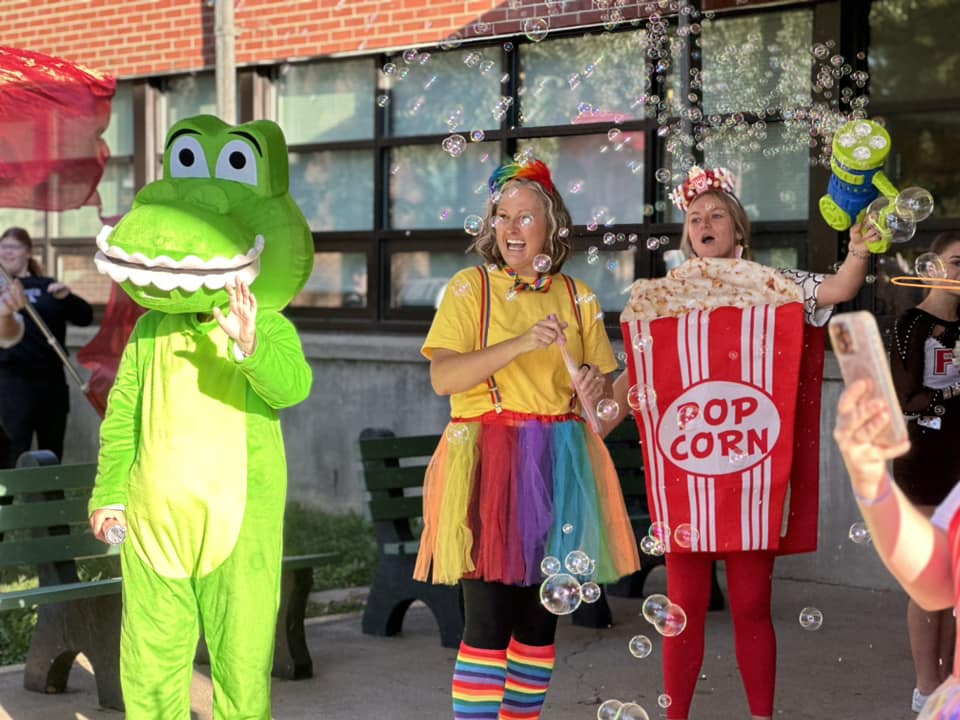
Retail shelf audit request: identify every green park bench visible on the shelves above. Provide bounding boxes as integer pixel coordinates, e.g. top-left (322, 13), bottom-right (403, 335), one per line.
top-left (0, 450), bottom-right (334, 711)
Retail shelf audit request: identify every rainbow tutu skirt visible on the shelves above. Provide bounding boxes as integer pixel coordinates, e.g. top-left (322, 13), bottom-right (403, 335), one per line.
top-left (414, 410), bottom-right (641, 587)
top-left (920, 676), bottom-right (960, 719)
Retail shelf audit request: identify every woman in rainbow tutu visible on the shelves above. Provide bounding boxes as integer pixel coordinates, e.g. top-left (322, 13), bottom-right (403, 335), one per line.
top-left (414, 158), bottom-right (640, 720)
top-left (835, 377), bottom-right (960, 718)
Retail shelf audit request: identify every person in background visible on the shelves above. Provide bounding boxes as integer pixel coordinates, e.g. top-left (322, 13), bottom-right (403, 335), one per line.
top-left (594, 167), bottom-right (874, 720)
top-left (0, 227), bottom-right (92, 467)
top-left (415, 158), bottom-right (640, 720)
top-left (889, 230), bottom-right (960, 713)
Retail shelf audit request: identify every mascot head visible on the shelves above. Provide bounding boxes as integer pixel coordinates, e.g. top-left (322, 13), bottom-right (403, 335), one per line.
top-left (94, 114), bottom-right (313, 314)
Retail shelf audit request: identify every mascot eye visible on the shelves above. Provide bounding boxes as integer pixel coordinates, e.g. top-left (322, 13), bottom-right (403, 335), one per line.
top-left (168, 136), bottom-right (210, 178)
top-left (215, 140), bottom-right (258, 186)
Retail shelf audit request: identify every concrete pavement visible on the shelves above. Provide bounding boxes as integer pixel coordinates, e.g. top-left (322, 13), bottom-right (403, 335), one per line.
top-left (0, 571), bottom-right (918, 720)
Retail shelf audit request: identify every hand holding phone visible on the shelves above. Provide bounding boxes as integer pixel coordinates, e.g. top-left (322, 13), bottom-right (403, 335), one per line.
top-left (828, 311), bottom-right (908, 447)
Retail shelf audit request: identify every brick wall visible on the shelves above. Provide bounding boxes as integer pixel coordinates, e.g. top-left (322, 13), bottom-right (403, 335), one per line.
top-left (6, 0), bottom-right (669, 80)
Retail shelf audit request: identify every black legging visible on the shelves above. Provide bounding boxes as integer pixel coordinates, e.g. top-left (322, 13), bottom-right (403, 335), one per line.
top-left (461, 579), bottom-right (558, 649)
top-left (0, 375), bottom-right (69, 469)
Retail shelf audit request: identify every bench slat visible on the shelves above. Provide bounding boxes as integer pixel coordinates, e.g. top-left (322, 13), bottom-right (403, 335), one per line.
top-left (281, 553), bottom-right (338, 570)
top-left (0, 533), bottom-right (119, 567)
top-left (358, 435), bottom-right (439, 461)
top-left (0, 498), bottom-right (91, 532)
top-left (0, 464), bottom-right (97, 495)
top-left (363, 465), bottom-right (429, 491)
top-left (0, 577), bottom-right (122, 611)
top-left (368, 496), bottom-right (423, 522)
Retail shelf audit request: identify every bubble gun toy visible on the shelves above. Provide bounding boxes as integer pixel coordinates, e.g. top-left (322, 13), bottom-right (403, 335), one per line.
top-left (819, 119), bottom-right (899, 253)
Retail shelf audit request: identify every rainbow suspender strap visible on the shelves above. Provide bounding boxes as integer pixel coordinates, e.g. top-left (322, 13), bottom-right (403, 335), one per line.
top-left (477, 265), bottom-right (585, 414)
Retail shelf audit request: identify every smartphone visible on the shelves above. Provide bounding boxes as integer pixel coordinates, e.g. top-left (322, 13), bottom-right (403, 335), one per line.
top-left (828, 311), bottom-right (908, 446)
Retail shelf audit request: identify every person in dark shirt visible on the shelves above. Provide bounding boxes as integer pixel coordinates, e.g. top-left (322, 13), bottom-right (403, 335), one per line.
top-left (890, 230), bottom-right (960, 713)
top-left (0, 227), bottom-right (92, 468)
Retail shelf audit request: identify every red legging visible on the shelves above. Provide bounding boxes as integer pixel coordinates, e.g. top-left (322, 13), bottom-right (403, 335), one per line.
top-left (663, 551), bottom-right (776, 719)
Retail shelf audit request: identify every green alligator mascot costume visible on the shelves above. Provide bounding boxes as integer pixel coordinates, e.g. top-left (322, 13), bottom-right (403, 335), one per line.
top-left (88, 115), bottom-right (313, 719)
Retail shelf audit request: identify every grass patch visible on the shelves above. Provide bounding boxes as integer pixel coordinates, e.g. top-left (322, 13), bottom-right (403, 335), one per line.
top-left (0, 503), bottom-right (377, 666)
top-left (283, 502), bottom-right (377, 592)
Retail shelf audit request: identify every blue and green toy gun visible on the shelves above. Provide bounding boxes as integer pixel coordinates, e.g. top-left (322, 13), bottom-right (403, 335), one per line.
top-left (819, 119), bottom-right (898, 254)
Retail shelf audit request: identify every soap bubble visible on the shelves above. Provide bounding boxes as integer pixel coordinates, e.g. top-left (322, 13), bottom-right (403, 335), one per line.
top-left (915, 252), bottom-right (947, 279)
top-left (581, 581), bottom-right (602, 603)
top-left (653, 603), bottom-right (687, 637)
top-left (895, 187), bottom-right (935, 223)
top-left (523, 17), bottom-right (549, 42)
top-left (540, 555), bottom-right (562, 576)
top-left (627, 384), bottom-right (656, 411)
top-left (446, 424), bottom-right (469, 444)
top-left (641, 593), bottom-right (670, 623)
top-left (532, 254), bottom-right (553, 273)
top-left (441, 134), bottom-right (466, 157)
top-left (799, 606), bottom-right (823, 630)
top-left (463, 215), bottom-right (484, 236)
top-left (562, 522), bottom-right (574, 535)
top-left (564, 549), bottom-right (592, 576)
top-left (658, 694), bottom-right (672, 708)
top-left (628, 634), bottom-right (653, 658)
top-left (540, 573), bottom-right (582, 615)
top-left (639, 535), bottom-right (665, 556)
top-left (673, 523), bottom-right (699, 548)
top-left (596, 398), bottom-right (620, 421)
top-left (648, 521), bottom-right (669, 544)
top-left (632, 335), bottom-right (652, 353)
top-left (597, 699), bottom-right (623, 720)
top-left (848, 522), bottom-right (871, 544)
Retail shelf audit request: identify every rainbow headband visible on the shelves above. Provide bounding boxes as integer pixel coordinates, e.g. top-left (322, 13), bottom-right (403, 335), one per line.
top-left (670, 166), bottom-right (737, 212)
top-left (488, 159), bottom-right (556, 197)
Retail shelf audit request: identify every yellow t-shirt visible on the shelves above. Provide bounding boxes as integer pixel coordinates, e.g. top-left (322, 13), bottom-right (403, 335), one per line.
top-left (422, 265), bottom-right (618, 418)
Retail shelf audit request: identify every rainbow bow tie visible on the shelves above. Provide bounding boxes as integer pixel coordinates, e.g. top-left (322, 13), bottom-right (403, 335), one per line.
top-left (503, 266), bottom-right (552, 293)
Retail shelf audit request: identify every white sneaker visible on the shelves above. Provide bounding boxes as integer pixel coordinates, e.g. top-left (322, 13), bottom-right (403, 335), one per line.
top-left (913, 687), bottom-right (930, 713)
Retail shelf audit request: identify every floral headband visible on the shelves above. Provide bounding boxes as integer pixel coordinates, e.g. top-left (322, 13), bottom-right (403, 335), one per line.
top-left (488, 159), bottom-right (556, 197)
top-left (670, 166), bottom-right (737, 212)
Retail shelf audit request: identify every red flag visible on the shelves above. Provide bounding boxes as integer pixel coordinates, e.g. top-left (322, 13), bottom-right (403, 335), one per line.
top-left (622, 304), bottom-right (813, 554)
top-left (76, 282), bottom-right (145, 415)
top-left (0, 46), bottom-right (115, 210)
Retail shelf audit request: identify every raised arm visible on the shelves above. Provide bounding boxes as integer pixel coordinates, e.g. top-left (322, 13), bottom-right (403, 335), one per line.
top-left (817, 222), bottom-right (877, 307)
top-left (833, 379), bottom-right (953, 611)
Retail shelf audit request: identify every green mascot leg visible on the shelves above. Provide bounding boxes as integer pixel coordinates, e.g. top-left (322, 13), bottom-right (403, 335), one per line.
top-left (120, 548), bottom-right (200, 719)
top-left (198, 488), bottom-right (283, 720)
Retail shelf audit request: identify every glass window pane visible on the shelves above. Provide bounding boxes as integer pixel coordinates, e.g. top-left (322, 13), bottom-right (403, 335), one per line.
top-left (163, 74), bottom-right (216, 134)
top-left (390, 251), bottom-right (478, 309)
top-left (701, 9), bottom-right (813, 116)
top-left (277, 59), bottom-right (375, 143)
top-left (876, 112), bottom-right (960, 218)
top-left (869, 0), bottom-right (960, 103)
top-left (388, 49), bottom-right (502, 137)
top-left (289, 150), bottom-right (374, 231)
top-left (389, 143), bottom-right (498, 230)
top-left (104, 81), bottom-right (134, 156)
top-left (521, 31), bottom-right (652, 126)
top-left (55, 251), bottom-right (111, 304)
top-left (292, 252), bottom-right (368, 308)
top-left (0, 210), bottom-right (44, 238)
top-left (55, 160), bottom-right (135, 238)
top-left (518, 134), bottom-right (645, 225)
top-left (752, 246), bottom-right (798, 270)
top-left (667, 123), bottom-right (809, 222)
top-left (564, 249), bottom-right (636, 313)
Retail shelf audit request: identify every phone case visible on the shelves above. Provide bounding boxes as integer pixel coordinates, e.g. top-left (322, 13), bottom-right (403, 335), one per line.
top-left (828, 311), bottom-right (908, 446)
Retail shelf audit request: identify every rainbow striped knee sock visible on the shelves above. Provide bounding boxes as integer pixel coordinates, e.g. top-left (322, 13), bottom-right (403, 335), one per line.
top-left (499, 638), bottom-right (555, 719)
top-left (452, 642), bottom-right (508, 719)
